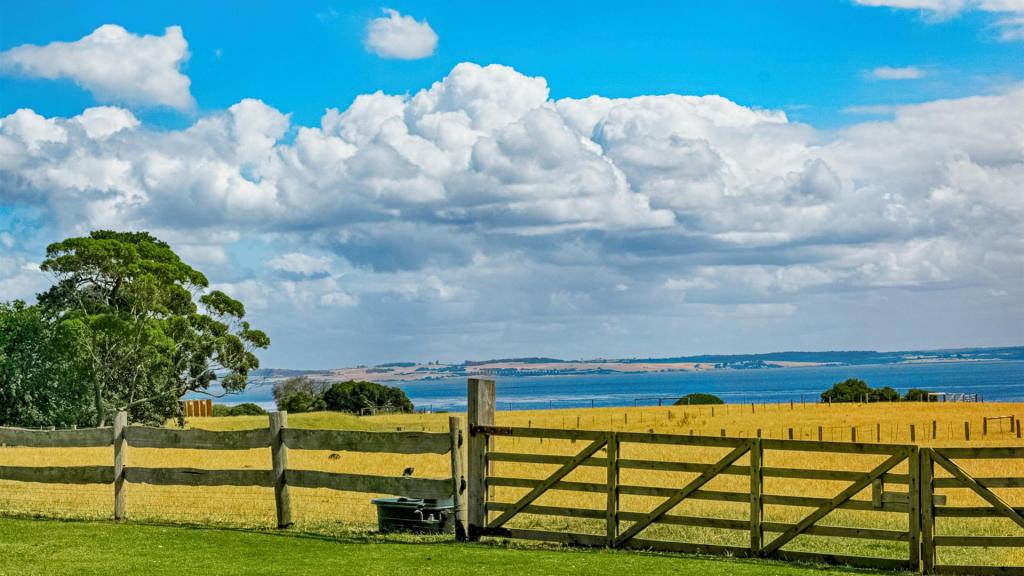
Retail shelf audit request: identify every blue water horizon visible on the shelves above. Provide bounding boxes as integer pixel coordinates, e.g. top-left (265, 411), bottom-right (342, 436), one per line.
top-left (223, 360), bottom-right (1024, 412)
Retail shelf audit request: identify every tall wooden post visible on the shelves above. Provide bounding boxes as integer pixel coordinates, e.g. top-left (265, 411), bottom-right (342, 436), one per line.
top-left (113, 411), bottom-right (127, 521)
top-left (920, 448), bottom-right (935, 574)
top-left (448, 416), bottom-right (467, 541)
top-left (467, 378), bottom-right (495, 541)
top-left (908, 446), bottom-right (921, 571)
top-left (606, 431), bottom-right (620, 547)
top-left (749, 438), bottom-right (763, 555)
top-left (270, 411), bottom-right (292, 528)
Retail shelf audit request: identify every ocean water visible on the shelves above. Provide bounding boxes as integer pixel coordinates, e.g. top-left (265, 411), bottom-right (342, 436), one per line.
top-left (226, 360), bottom-right (1024, 412)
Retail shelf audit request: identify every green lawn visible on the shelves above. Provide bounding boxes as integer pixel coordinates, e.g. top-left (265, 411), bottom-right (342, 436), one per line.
top-left (0, 517), bottom-right (899, 576)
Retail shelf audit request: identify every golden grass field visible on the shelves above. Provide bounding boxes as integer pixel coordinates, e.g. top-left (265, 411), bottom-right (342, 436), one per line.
top-left (1, 401), bottom-right (1022, 568)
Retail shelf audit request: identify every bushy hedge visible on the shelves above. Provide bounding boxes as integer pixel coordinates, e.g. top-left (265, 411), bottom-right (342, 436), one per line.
top-left (673, 393), bottom-right (724, 405)
top-left (272, 376), bottom-right (413, 414)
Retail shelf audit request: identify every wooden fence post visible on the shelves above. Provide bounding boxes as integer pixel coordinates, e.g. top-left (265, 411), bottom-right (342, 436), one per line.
top-left (750, 438), bottom-right (763, 555)
top-left (113, 410), bottom-right (127, 521)
top-left (448, 416), bottom-right (467, 541)
top-left (911, 424), bottom-right (916, 443)
top-left (908, 445), bottom-right (921, 572)
top-left (270, 411), bottom-right (292, 528)
top-left (467, 378), bottom-right (495, 541)
top-left (606, 431), bottom-right (620, 547)
top-left (932, 420), bottom-right (937, 440)
top-left (920, 448), bottom-right (935, 574)
top-left (964, 421), bottom-right (970, 442)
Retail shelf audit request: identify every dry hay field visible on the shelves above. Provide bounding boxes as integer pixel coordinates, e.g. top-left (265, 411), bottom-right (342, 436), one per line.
top-left (1, 401), bottom-right (1022, 568)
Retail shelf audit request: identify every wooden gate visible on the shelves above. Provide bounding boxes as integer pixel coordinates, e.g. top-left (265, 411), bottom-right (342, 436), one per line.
top-left (925, 446), bottom-right (1024, 575)
top-left (465, 378), bottom-right (1024, 573)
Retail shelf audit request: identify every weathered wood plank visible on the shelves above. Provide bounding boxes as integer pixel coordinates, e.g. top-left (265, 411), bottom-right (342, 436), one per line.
top-left (908, 445), bottom-right (921, 571)
top-left (0, 465), bottom-right (113, 484)
top-left (761, 450), bottom-right (908, 555)
top-left (750, 438), bottom-right (763, 554)
top-left (934, 536), bottom-right (1024, 547)
top-left (762, 438), bottom-right (907, 454)
top-left (113, 411), bottom-right (126, 521)
top-left (125, 467), bottom-right (273, 487)
top-left (932, 566), bottom-right (1024, 576)
top-left (934, 506), bottom-right (1024, 517)
top-left (613, 442), bottom-right (751, 547)
top-left (934, 477), bottom-right (1024, 488)
top-left (921, 448), bottom-right (935, 574)
top-left (473, 426), bottom-right (606, 441)
top-left (281, 428), bottom-right (450, 454)
top-left (486, 452), bottom-right (606, 467)
top-left (617, 432), bottom-right (747, 448)
top-left (286, 469), bottom-right (451, 499)
top-left (270, 411), bottom-right (291, 529)
top-left (761, 522), bottom-right (908, 541)
top-left (467, 378), bottom-right (494, 542)
top-left (606, 432), bottom-right (619, 547)
top-left (124, 426), bottom-right (270, 450)
top-left (0, 426), bottom-right (112, 448)
top-left (485, 502), bottom-right (605, 520)
top-left (935, 447), bottom-right (1024, 459)
top-left (932, 450), bottom-right (1024, 530)
top-left (619, 511), bottom-right (748, 531)
top-left (487, 436), bottom-right (608, 530)
top-left (448, 416), bottom-right (466, 541)
top-left (486, 477), bottom-right (606, 493)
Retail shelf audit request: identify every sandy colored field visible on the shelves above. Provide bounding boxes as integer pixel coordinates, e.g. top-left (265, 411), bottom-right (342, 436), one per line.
top-left (1, 402), bottom-right (1022, 568)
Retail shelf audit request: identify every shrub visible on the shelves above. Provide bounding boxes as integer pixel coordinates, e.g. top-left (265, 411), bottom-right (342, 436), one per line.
top-left (903, 388), bottom-right (931, 402)
top-left (821, 378), bottom-right (902, 402)
top-left (273, 377), bottom-right (326, 412)
top-left (820, 378), bottom-right (872, 402)
top-left (673, 393), bottom-right (724, 406)
top-left (322, 380), bottom-right (414, 414)
top-left (228, 403), bottom-right (267, 416)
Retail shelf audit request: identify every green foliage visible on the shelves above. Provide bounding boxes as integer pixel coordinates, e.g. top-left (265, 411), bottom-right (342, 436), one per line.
top-left (322, 380), bottom-right (414, 414)
top-left (0, 301), bottom-right (95, 427)
top-left (673, 393), bottom-right (724, 406)
top-left (212, 402), bottom-right (267, 417)
top-left (0, 230), bottom-right (269, 427)
top-left (903, 388), bottom-right (932, 401)
top-left (821, 378), bottom-right (901, 402)
top-left (273, 377), bottom-right (327, 413)
top-left (228, 403), bottom-right (267, 416)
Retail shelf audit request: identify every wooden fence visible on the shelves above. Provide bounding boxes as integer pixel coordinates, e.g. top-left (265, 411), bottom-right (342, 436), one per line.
top-left (0, 411), bottom-right (466, 537)
top-left (466, 378), bottom-right (1024, 575)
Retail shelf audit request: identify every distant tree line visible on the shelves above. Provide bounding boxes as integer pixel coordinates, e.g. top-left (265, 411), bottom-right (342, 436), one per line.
top-left (821, 378), bottom-right (930, 402)
top-left (212, 403), bottom-right (268, 417)
top-left (272, 376), bottom-right (414, 414)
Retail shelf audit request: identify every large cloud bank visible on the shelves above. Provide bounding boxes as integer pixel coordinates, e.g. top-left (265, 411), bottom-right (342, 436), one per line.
top-left (1, 62), bottom-right (1021, 364)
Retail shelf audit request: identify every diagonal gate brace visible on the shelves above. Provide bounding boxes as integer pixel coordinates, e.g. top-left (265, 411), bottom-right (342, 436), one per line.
top-left (932, 449), bottom-right (1024, 530)
top-left (613, 441), bottom-right (752, 548)
top-left (487, 435), bottom-right (609, 530)
top-left (762, 449), bottom-right (909, 556)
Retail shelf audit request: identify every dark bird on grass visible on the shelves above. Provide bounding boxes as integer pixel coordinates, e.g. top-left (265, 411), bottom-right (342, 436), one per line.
top-left (328, 453), bottom-right (340, 460)
top-left (403, 467), bottom-right (415, 477)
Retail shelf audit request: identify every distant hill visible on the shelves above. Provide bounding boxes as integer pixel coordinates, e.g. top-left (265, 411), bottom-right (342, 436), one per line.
top-left (619, 346), bottom-right (1024, 365)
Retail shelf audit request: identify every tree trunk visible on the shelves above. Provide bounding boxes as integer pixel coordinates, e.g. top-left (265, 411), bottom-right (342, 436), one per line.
top-left (94, 379), bottom-right (105, 427)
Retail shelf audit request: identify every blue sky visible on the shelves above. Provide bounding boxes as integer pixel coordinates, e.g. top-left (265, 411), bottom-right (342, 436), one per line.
top-left (3, 1), bottom-right (1022, 127)
top-left (1, 1), bottom-right (1022, 368)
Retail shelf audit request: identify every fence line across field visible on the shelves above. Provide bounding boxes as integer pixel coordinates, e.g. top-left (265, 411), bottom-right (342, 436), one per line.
top-left (466, 378), bottom-right (1024, 576)
top-left (1, 378), bottom-right (1022, 575)
top-left (0, 412), bottom-right (467, 535)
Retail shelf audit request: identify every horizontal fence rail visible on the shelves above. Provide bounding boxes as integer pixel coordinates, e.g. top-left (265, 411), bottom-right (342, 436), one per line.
top-left (465, 378), bottom-right (1024, 576)
top-left (0, 411), bottom-right (467, 538)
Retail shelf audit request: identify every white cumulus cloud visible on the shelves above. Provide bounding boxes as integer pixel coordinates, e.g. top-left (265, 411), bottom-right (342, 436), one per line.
top-left (365, 9), bottom-right (438, 59)
top-left (855, 0), bottom-right (1024, 40)
top-left (0, 24), bottom-right (194, 109)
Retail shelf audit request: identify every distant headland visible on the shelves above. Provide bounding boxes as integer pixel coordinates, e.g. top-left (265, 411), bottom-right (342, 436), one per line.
top-left (254, 346), bottom-right (1024, 383)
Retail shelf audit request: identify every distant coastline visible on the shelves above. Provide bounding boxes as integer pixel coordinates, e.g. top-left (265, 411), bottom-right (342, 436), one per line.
top-left (252, 345), bottom-right (1024, 384)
